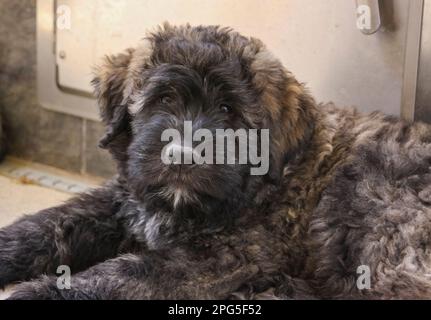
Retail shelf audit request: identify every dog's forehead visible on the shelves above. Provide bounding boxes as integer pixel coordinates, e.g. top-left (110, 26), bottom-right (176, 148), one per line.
top-left (147, 26), bottom-right (251, 69)
top-left (125, 26), bottom-right (280, 115)
top-left (136, 34), bottom-right (252, 93)
top-left (150, 41), bottom-right (235, 73)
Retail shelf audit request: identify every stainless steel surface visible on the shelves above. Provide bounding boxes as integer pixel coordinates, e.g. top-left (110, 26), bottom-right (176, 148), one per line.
top-left (415, 0), bottom-right (431, 123)
top-left (356, 0), bottom-right (382, 35)
top-left (37, 0), bottom-right (99, 121)
top-left (38, 0), bottom-right (417, 120)
top-left (401, 0), bottom-right (424, 121)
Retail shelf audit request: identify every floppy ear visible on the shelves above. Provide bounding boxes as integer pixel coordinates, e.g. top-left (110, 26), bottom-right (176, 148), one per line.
top-left (246, 39), bottom-right (317, 183)
top-left (92, 48), bottom-right (135, 162)
top-left (270, 78), bottom-right (316, 181)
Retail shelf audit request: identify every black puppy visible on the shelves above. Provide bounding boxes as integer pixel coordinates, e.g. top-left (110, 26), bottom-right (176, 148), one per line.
top-left (1, 24), bottom-right (431, 299)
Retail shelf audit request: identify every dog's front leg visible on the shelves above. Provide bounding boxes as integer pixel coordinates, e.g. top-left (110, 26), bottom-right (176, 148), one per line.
top-left (7, 252), bottom-right (260, 300)
top-left (6, 254), bottom-right (144, 300)
top-left (0, 182), bottom-right (129, 289)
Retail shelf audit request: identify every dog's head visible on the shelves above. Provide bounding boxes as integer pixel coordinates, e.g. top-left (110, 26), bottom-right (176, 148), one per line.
top-left (93, 24), bottom-right (315, 219)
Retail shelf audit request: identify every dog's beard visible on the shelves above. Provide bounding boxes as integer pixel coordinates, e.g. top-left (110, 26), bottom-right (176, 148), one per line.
top-left (125, 179), bottom-right (250, 249)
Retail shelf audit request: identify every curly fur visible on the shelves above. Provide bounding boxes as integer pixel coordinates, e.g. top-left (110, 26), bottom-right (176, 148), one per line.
top-left (1, 24), bottom-right (431, 300)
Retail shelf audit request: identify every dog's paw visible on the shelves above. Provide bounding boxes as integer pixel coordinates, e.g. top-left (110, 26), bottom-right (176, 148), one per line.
top-left (6, 277), bottom-right (64, 300)
top-left (6, 287), bottom-right (41, 300)
top-left (7, 276), bottom-right (99, 300)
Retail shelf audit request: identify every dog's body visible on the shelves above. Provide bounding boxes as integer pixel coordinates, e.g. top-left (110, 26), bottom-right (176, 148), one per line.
top-left (1, 25), bottom-right (431, 299)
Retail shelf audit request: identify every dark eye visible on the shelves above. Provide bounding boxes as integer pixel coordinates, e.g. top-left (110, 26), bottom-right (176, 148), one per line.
top-left (219, 104), bottom-right (232, 113)
top-left (160, 96), bottom-right (173, 104)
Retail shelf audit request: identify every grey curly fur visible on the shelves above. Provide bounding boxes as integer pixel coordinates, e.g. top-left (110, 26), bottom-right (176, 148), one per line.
top-left (1, 24), bottom-right (431, 299)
